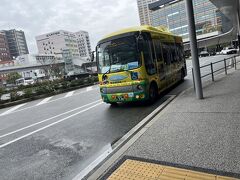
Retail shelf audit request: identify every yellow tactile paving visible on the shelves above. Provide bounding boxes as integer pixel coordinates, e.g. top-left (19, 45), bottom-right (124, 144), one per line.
top-left (107, 159), bottom-right (239, 180)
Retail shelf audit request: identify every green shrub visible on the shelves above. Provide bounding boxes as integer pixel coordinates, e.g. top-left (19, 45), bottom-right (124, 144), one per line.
top-left (35, 86), bottom-right (51, 95)
top-left (78, 79), bottom-right (84, 85)
top-left (92, 76), bottom-right (99, 82)
top-left (23, 88), bottom-right (33, 98)
top-left (10, 91), bottom-right (21, 101)
top-left (70, 80), bottom-right (80, 87)
top-left (61, 81), bottom-right (68, 89)
top-left (0, 87), bottom-right (5, 95)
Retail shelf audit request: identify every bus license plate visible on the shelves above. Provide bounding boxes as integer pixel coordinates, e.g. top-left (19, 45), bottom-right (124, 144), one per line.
top-left (117, 96), bottom-right (124, 101)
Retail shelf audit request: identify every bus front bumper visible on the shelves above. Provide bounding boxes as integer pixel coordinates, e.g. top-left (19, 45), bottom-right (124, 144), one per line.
top-left (101, 91), bottom-right (147, 103)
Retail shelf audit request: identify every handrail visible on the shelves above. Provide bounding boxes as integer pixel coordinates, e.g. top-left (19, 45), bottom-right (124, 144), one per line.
top-left (192, 54), bottom-right (240, 90)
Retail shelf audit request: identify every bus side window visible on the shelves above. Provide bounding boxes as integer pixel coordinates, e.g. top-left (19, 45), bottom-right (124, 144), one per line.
top-left (162, 43), bottom-right (169, 65)
top-left (170, 45), bottom-right (174, 63)
top-left (153, 39), bottom-right (163, 62)
top-left (163, 43), bottom-right (172, 65)
top-left (174, 43), bottom-right (180, 62)
top-left (141, 35), bottom-right (156, 75)
top-left (172, 45), bottom-right (178, 63)
top-left (177, 43), bottom-right (184, 61)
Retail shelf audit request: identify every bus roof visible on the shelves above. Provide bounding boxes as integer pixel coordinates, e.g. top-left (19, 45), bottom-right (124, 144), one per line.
top-left (99, 25), bottom-right (182, 44)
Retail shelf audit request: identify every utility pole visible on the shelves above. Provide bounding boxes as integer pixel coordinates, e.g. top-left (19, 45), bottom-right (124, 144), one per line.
top-left (185, 0), bottom-right (203, 99)
top-left (237, 1), bottom-right (240, 49)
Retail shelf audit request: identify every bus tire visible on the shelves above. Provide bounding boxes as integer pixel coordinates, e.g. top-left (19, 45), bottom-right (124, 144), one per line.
top-left (181, 69), bottom-right (185, 81)
top-left (109, 102), bottom-right (118, 106)
top-left (148, 83), bottom-right (158, 104)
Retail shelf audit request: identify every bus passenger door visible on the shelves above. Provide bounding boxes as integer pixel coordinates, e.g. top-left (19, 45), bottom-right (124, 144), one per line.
top-left (153, 39), bottom-right (166, 91)
top-left (140, 33), bottom-right (157, 76)
top-left (161, 43), bottom-right (172, 87)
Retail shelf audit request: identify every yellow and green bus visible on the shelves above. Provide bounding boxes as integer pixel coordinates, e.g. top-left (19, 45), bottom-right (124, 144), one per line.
top-left (95, 25), bottom-right (187, 104)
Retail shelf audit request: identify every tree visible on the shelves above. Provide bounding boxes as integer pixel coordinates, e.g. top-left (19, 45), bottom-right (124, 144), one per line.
top-left (37, 57), bottom-right (63, 80)
top-left (7, 72), bottom-right (22, 84)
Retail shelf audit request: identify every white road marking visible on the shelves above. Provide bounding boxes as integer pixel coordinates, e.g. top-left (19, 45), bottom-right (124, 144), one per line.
top-left (0, 102), bottom-right (103, 149)
top-left (0, 87), bottom-right (99, 117)
top-left (64, 91), bottom-right (75, 97)
top-left (36, 97), bottom-right (53, 106)
top-left (86, 86), bottom-right (93, 91)
top-left (0, 103), bottom-right (27, 116)
top-left (0, 99), bottom-right (101, 139)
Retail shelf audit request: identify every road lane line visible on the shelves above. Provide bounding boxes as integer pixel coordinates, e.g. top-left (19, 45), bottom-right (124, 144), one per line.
top-left (0, 102), bottom-right (103, 149)
top-left (86, 86), bottom-right (93, 91)
top-left (0, 103), bottom-right (27, 116)
top-left (0, 99), bottom-right (102, 139)
top-left (36, 97), bottom-right (53, 106)
top-left (64, 91), bottom-right (75, 97)
top-left (0, 87), bottom-right (99, 117)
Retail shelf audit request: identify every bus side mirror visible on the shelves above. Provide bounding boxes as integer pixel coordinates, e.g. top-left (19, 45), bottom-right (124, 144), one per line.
top-left (91, 51), bottom-right (95, 62)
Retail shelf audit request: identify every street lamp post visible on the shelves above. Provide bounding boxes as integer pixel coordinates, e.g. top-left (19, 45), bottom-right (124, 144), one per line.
top-left (185, 0), bottom-right (203, 99)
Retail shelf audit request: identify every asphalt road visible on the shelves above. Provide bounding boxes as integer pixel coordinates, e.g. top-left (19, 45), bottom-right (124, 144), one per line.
top-left (0, 54), bottom-right (235, 180)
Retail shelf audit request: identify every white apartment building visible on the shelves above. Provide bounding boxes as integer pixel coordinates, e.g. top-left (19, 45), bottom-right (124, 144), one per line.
top-left (36, 30), bottom-right (80, 58)
top-left (137, 0), bottom-right (158, 25)
top-left (75, 31), bottom-right (92, 59)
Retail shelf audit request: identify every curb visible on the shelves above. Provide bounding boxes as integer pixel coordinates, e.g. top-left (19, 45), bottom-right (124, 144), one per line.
top-left (87, 66), bottom-right (240, 180)
top-left (0, 83), bottom-right (97, 109)
top-left (74, 94), bottom-right (180, 180)
top-left (83, 83), bottom-right (196, 180)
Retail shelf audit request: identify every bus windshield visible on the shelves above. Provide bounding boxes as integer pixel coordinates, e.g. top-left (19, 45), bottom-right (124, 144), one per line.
top-left (97, 36), bottom-right (140, 74)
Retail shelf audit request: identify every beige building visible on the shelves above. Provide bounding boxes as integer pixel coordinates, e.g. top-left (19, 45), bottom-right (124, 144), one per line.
top-left (137, 0), bottom-right (158, 25)
top-left (75, 31), bottom-right (92, 59)
top-left (36, 30), bottom-right (80, 58)
top-left (0, 32), bottom-right (11, 61)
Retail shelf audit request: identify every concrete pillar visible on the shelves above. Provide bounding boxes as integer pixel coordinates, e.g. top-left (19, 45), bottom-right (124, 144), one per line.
top-left (185, 0), bottom-right (203, 99)
top-left (237, 3), bottom-right (240, 48)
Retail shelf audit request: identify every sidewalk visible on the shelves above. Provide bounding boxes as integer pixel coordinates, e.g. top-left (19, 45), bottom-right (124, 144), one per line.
top-left (94, 68), bottom-right (240, 179)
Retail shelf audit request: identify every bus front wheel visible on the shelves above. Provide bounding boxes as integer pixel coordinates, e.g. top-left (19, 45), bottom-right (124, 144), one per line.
top-left (148, 83), bottom-right (158, 104)
top-left (181, 69), bottom-right (185, 81)
top-left (109, 102), bottom-right (118, 106)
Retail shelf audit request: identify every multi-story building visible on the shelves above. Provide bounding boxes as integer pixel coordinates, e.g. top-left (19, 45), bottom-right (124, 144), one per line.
top-left (36, 30), bottom-right (80, 59)
top-left (15, 54), bottom-right (57, 66)
top-left (148, 0), bottom-right (232, 43)
top-left (75, 31), bottom-right (92, 59)
top-left (137, 0), bottom-right (158, 25)
top-left (2, 29), bottom-right (29, 58)
top-left (0, 32), bottom-right (11, 61)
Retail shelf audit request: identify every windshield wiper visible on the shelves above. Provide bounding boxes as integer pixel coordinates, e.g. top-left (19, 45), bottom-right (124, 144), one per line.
top-left (102, 59), bottom-right (112, 81)
top-left (102, 67), bottom-right (111, 79)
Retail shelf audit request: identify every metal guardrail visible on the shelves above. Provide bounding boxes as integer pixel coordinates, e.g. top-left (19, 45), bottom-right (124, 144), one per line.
top-left (192, 55), bottom-right (240, 90)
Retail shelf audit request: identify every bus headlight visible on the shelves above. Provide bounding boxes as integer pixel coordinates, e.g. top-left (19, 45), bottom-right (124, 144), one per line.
top-left (137, 85), bottom-right (144, 91)
top-left (100, 88), bottom-right (106, 94)
top-left (133, 84), bottom-right (144, 92)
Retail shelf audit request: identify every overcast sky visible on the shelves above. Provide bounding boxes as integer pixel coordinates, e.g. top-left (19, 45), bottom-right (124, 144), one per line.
top-left (0, 0), bottom-right (140, 53)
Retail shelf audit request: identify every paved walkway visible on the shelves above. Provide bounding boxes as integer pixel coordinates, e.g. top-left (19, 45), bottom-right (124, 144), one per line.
top-left (96, 67), bottom-right (240, 179)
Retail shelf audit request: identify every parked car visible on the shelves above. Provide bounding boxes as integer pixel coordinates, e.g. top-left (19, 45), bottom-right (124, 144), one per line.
top-left (220, 47), bottom-right (238, 55)
top-left (209, 51), bottom-right (216, 56)
top-left (199, 51), bottom-right (210, 57)
top-left (15, 78), bottom-right (34, 86)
